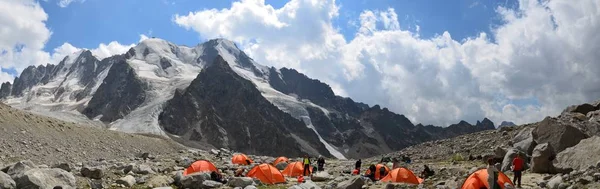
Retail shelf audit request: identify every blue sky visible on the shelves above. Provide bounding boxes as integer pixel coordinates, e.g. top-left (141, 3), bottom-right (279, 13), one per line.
top-left (3, 0), bottom-right (598, 126)
top-left (40, 0), bottom-right (517, 55)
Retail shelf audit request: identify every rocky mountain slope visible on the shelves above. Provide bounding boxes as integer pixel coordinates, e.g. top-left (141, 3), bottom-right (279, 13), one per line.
top-left (0, 38), bottom-right (496, 159)
top-left (371, 99), bottom-right (600, 189)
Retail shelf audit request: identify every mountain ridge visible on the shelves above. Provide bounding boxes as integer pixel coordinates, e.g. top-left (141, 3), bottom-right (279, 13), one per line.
top-left (0, 37), bottom-right (496, 159)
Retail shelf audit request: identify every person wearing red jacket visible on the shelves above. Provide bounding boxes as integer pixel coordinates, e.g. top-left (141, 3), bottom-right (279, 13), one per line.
top-left (512, 153), bottom-right (524, 188)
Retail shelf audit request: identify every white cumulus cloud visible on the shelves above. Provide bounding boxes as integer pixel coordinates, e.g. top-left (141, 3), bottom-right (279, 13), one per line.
top-left (173, 0), bottom-right (600, 126)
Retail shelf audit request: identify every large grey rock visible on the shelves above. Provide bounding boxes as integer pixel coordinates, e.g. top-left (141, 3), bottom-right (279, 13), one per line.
top-left (146, 175), bottom-right (174, 187)
top-left (512, 127), bottom-right (537, 155)
top-left (179, 172), bottom-right (210, 189)
top-left (336, 176), bottom-right (364, 189)
top-left (14, 168), bottom-right (76, 189)
top-left (530, 143), bottom-right (556, 173)
top-left (532, 117), bottom-right (587, 153)
top-left (494, 147), bottom-right (507, 159)
top-left (80, 166), bottom-right (104, 179)
top-left (563, 103), bottom-right (597, 115)
top-left (0, 171), bottom-right (16, 189)
top-left (228, 177), bottom-right (254, 188)
top-left (501, 148), bottom-right (521, 172)
top-left (116, 175), bottom-right (136, 187)
top-left (51, 163), bottom-right (71, 172)
top-left (311, 171), bottom-right (332, 182)
top-left (289, 180), bottom-right (321, 189)
top-left (547, 175), bottom-right (563, 189)
top-left (134, 164), bottom-right (156, 175)
top-left (202, 180), bottom-right (223, 188)
top-left (5, 160), bottom-right (36, 179)
top-left (555, 136), bottom-right (600, 171)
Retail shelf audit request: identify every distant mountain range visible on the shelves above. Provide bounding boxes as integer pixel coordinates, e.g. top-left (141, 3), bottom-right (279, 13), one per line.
top-left (0, 38), bottom-right (496, 159)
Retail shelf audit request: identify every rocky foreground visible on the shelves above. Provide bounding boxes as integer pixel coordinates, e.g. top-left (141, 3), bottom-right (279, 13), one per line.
top-left (2, 99), bottom-right (600, 188)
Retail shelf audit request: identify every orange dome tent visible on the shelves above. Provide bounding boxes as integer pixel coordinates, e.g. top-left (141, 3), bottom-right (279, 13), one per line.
top-left (461, 169), bottom-right (514, 189)
top-left (183, 160), bottom-right (219, 176)
top-left (281, 162), bottom-right (313, 177)
top-left (232, 154), bottom-right (253, 165)
top-left (273, 156), bottom-right (289, 166)
top-left (365, 164), bottom-right (391, 180)
top-left (380, 167), bottom-right (424, 184)
top-left (246, 164), bottom-right (286, 184)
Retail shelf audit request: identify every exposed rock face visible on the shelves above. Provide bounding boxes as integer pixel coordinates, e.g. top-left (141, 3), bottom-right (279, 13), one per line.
top-left (0, 82), bottom-right (11, 99)
top-left (530, 143), bottom-right (556, 173)
top-left (512, 127), bottom-right (537, 155)
top-left (554, 136), bottom-right (600, 171)
top-left (82, 57), bottom-right (147, 122)
top-left (159, 55), bottom-right (331, 157)
top-left (532, 117), bottom-right (588, 153)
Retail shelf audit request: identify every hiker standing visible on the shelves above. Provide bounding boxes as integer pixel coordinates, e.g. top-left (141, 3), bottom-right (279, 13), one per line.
top-left (317, 156), bottom-right (325, 172)
top-left (392, 158), bottom-right (399, 169)
top-left (303, 155), bottom-right (311, 176)
top-left (487, 158), bottom-right (501, 189)
top-left (512, 153), bottom-right (524, 188)
top-left (355, 159), bottom-right (362, 172)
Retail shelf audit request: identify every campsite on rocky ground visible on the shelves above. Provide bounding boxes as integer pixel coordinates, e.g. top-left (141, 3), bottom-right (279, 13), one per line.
top-left (2, 99), bottom-right (600, 188)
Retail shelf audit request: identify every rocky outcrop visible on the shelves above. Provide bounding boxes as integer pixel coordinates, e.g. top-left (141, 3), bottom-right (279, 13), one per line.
top-left (530, 143), bottom-right (556, 173)
top-left (159, 55), bottom-right (331, 157)
top-left (82, 57), bottom-right (147, 122)
top-left (512, 127), bottom-right (537, 155)
top-left (0, 82), bottom-right (11, 99)
top-left (563, 103), bottom-right (598, 115)
top-left (554, 136), bottom-right (600, 171)
top-left (532, 117), bottom-right (588, 153)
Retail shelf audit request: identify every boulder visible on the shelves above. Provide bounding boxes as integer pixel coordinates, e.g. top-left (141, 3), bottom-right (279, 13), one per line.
top-left (547, 175), bottom-right (563, 189)
top-left (311, 171), bottom-right (332, 182)
top-left (563, 103), bottom-right (597, 115)
top-left (202, 180), bottom-right (223, 188)
top-left (530, 143), bottom-right (556, 173)
top-left (80, 166), bottom-right (104, 179)
top-left (512, 127), bottom-right (537, 155)
top-left (135, 164), bottom-right (156, 175)
top-left (0, 171), bottom-right (16, 189)
top-left (116, 175), bottom-right (136, 187)
top-left (289, 180), bottom-right (321, 189)
top-left (276, 162), bottom-right (288, 170)
top-left (244, 186), bottom-right (258, 189)
top-left (14, 168), bottom-right (76, 189)
top-left (336, 176), bottom-right (364, 189)
top-left (5, 160), bottom-right (36, 179)
top-left (228, 177), bottom-right (254, 188)
top-left (146, 175), bottom-right (174, 187)
top-left (51, 163), bottom-right (71, 172)
top-left (532, 117), bottom-right (587, 153)
top-left (555, 136), bottom-right (600, 171)
top-left (501, 148), bottom-right (522, 172)
top-left (494, 147), bottom-right (507, 159)
top-left (123, 163), bottom-right (134, 174)
top-left (179, 172), bottom-right (210, 189)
